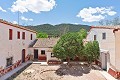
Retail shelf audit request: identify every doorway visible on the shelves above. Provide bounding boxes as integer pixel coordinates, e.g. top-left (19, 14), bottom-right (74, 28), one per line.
top-left (34, 49), bottom-right (38, 59)
top-left (22, 49), bottom-right (26, 63)
top-left (104, 54), bottom-right (107, 70)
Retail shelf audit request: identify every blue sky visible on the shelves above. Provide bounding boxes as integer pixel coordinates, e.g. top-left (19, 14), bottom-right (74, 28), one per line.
top-left (0, 0), bottom-right (119, 26)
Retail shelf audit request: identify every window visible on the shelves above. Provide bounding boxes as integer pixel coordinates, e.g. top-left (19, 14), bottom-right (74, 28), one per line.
top-left (31, 34), bottom-right (33, 40)
top-left (22, 32), bottom-right (25, 39)
top-left (102, 33), bottom-right (106, 40)
top-left (17, 31), bottom-right (20, 39)
top-left (94, 35), bottom-right (96, 40)
top-left (41, 50), bottom-right (45, 55)
top-left (6, 57), bottom-right (13, 67)
top-left (51, 53), bottom-right (54, 57)
top-left (9, 29), bottom-right (12, 40)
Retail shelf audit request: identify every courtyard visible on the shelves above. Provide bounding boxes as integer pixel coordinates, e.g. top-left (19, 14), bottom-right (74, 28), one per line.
top-left (7, 63), bottom-right (107, 80)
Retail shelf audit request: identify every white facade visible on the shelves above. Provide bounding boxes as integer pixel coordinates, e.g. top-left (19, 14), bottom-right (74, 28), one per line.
top-left (87, 27), bottom-right (115, 70)
top-left (0, 22), bottom-right (36, 68)
top-left (30, 48), bottom-right (58, 61)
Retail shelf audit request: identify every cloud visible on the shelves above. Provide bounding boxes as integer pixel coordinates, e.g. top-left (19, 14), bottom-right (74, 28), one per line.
top-left (13, 21), bottom-right (18, 24)
top-left (0, 6), bottom-right (6, 12)
top-left (21, 16), bottom-right (33, 21)
top-left (10, 0), bottom-right (56, 13)
top-left (77, 7), bottom-right (117, 22)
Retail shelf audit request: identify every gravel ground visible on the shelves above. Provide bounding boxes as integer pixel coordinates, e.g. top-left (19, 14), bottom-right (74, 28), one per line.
top-left (7, 63), bottom-right (107, 80)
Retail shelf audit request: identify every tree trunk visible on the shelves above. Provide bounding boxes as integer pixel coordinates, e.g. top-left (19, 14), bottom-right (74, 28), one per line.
top-left (67, 57), bottom-right (72, 67)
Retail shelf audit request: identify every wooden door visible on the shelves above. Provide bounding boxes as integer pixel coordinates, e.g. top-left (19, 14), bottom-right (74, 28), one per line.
top-left (34, 49), bottom-right (38, 59)
top-left (22, 49), bottom-right (26, 63)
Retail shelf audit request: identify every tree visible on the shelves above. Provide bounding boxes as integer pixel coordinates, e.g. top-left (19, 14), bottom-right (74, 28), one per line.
top-left (84, 41), bottom-right (100, 66)
top-left (99, 16), bottom-right (120, 26)
top-left (112, 16), bottom-right (120, 25)
top-left (78, 28), bottom-right (87, 39)
top-left (37, 32), bottom-right (48, 38)
top-left (92, 41), bottom-right (100, 60)
top-left (99, 20), bottom-right (104, 25)
top-left (53, 32), bottom-right (83, 65)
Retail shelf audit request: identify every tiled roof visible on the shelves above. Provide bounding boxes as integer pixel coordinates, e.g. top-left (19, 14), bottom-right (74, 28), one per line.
top-left (91, 26), bottom-right (120, 29)
top-left (32, 38), bottom-right (59, 48)
top-left (0, 19), bottom-right (37, 33)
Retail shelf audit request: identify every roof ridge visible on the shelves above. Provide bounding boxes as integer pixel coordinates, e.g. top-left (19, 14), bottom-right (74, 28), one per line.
top-left (91, 26), bottom-right (120, 29)
top-left (0, 19), bottom-right (37, 33)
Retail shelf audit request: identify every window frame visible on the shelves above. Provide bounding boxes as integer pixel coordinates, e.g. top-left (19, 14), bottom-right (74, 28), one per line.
top-left (31, 34), bottom-right (33, 40)
top-left (22, 32), bottom-right (25, 40)
top-left (6, 57), bottom-right (13, 67)
top-left (51, 53), bottom-right (55, 57)
top-left (102, 33), bottom-right (106, 40)
top-left (9, 29), bottom-right (13, 40)
top-left (17, 31), bottom-right (20, 39)
top-left (94, 35), bottom-right (97, 40)
top-left (41, 50), bottom-right (45, 55)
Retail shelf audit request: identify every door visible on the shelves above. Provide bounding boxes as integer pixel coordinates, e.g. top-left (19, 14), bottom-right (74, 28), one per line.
top-left (34, 49), bottom-right (38, 59)
top-left (22, 49), bottom-right (26, 63)
top-left (104, 54), bottom-right (107, 70)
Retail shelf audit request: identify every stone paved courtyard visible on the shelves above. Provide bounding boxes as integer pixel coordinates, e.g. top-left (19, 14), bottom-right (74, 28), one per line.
top-left (7, 63), bottom-right (107, 80)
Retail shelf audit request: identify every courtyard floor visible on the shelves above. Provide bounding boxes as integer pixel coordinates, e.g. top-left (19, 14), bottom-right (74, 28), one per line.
top-left (7, 63), bottom-right (107, 80)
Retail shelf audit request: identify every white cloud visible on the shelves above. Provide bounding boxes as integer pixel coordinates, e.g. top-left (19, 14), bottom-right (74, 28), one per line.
top-left (21, 16), bottom-right (33, 21)
top-left (10, 0), bottom-right (56, 13)
top-left (13, 21), bottom-right (18, 24)
top-left (77, 7), bottom-right (117, 22)
top-left (0, 7), bottom-right (6, 12)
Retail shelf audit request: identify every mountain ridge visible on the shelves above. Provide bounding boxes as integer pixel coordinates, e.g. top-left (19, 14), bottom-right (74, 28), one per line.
top-left (24, 23), bottom-right (90, 36)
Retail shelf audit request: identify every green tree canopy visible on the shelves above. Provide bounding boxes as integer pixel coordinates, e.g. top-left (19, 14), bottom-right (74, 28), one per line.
top-left (53, 32), bottom-right (84, 64)
top-left (37, 32), bottom-right (48, 38)
top-left (78, 28), bottom-right (87, 39)
top-left (84, 41), bottom-right (100, 65)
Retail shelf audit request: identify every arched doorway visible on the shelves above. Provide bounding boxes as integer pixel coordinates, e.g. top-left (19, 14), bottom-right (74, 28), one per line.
top-left (22, 49), bottom-right (26, 63)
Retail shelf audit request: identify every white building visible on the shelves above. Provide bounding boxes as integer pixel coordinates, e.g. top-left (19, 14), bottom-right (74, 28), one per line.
top-left (87, 26), bottom-right (120, 78)
top-left (29, 38), bottom-right (59, 62)
top-left (0, 19), bottom-right (36, 76)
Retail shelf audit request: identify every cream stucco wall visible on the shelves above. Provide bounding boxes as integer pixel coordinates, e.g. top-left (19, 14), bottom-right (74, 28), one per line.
top-left (0, 23), bottom-right (36, 68)
top-left (87, 28), bottom-right (116, 70)
top-left (115, 30), bottom-right (120, 71)
top-left (30, 48), bottom-right (58, 61)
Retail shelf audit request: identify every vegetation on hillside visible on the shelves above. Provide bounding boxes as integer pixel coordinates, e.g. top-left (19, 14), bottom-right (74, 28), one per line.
top-left (24, 24), bottom-right (90, 36)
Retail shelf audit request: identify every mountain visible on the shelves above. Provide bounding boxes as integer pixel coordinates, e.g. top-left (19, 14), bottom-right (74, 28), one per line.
top-left (24, 24), bottom-right (90, 36)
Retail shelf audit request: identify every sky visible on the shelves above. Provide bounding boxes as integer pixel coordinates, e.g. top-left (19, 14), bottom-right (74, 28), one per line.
top-left (0, 0), bottom-right (120, 26)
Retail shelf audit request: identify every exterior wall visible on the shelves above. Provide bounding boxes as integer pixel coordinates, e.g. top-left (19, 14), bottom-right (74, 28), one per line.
top-left (0, 23), bottom-right (36, 68)
top-left (87, 28), bottom-right (116, 70)
top-left (115, 30), bottom-right (120, 71)
top-left (31, 48), bottom-right (58, 61)
top-left (100, 52), bottom-right (107, 69)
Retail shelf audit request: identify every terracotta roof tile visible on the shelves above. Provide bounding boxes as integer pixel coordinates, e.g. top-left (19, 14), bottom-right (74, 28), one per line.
top-left (0, 19), bottom-right (37, 33)
top-left (91, 26), bottom-right (120, 29)
top-left (33, 38), bottom-right (59, 48)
